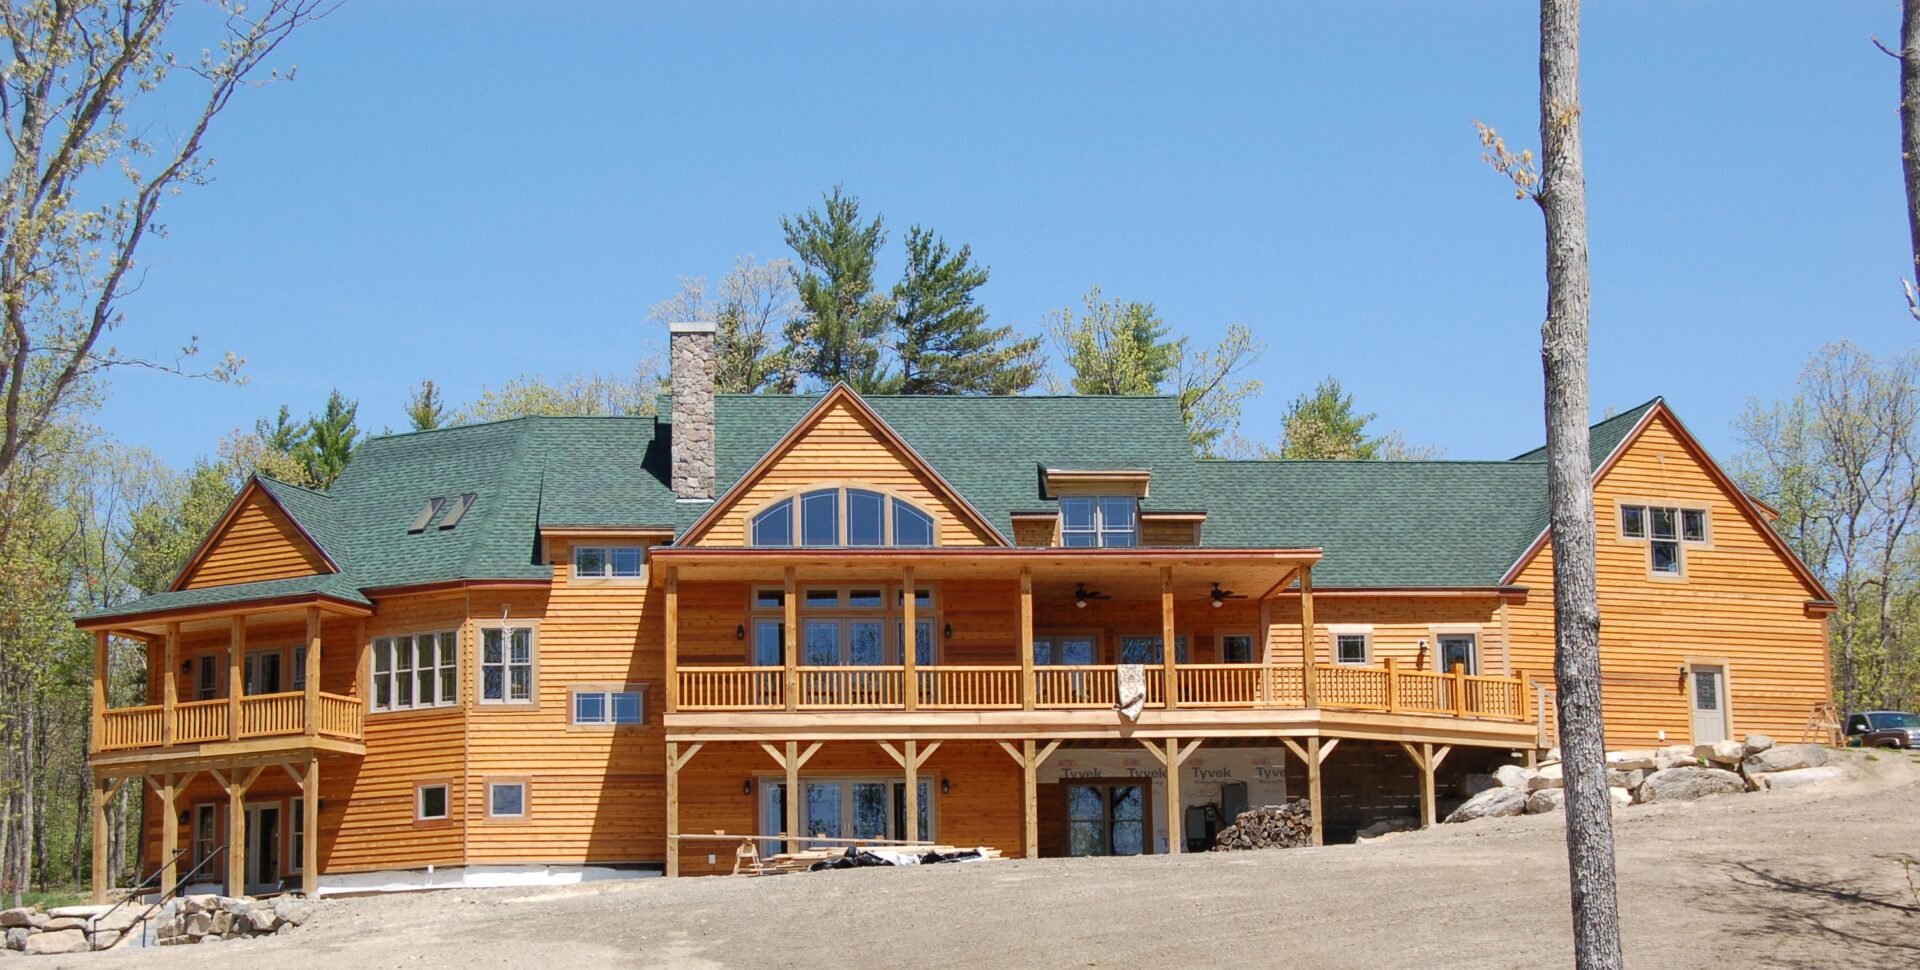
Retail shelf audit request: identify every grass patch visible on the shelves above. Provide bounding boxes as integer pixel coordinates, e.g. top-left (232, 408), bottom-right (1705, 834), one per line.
top-left (14, 888), bottom-right (89, 910)
top-left (1865, 754), bottom-right (1880, 761)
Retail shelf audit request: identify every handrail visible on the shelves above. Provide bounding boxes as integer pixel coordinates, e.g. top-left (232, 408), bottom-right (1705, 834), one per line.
top-left (87, 845), bottom-right (226, 950)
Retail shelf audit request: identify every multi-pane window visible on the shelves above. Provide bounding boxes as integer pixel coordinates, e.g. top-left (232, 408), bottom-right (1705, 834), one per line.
top-left (1060, 496), bottom-right (1137, 547)
top-left (1118, 635), bottom-right (1188, 664)
top-left (193, 804), bottom-right (218, 866)
top-left (292, 646), bottom-right (308, 692)
top-left (1068, 783), bottom-right (1145, 856)
top-left (489, 782), bottom-right (527, 819)
top-left (372, 632), bottom-right (459, 712)
top-left (1335, 633), bottom-right (1370, 665)
top-left (481, 627), bottom-right (535, 703)
top-left (290, 798), bottom-right (304, 874)
top-left (750, 489), bottom-right (938, 547)
top-left (196, 656), bottom-right (220, 700)
top-left (417, 784), bottom-right (449, 821)
top-left (763, 778), bottom-right (932, 845)
top-left (573, 688), bottom-right (643, 725)
top-left (573, 545), bottom-right (645, 579)
top-left (753, 585), bottom-right (937, 665)
top-left (1220, 634), bottom-right (1256, 664)
top-left (1619, 504), bottom-right (1710, 576)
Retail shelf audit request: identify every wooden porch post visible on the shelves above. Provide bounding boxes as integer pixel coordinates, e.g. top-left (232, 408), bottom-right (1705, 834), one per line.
top-left (997, 739), bottom-right (1058, 859)
top-left (1018, 569), bottom-right (1035, 711)
top-left (163, 623), bottom-right (180, 746)
top-left (226, 769), bottom-right (246, 896)
top-left (159, 773), bottom-right (179, 896)
top-left (665, 741), bottom-right (680, 877)
top-left (90, 775), bottom-right (110, 902)
top-left (1299, 565), bottom-right (1317, 708)
top-left (354, 619), bottom-right (370, 699)
top-left (1450, 662), bottom-right (1468, 718)
top-left (1139, 738), bottom-right (1202, 853)
top-left (784, 741), bottom-right (802, 853)
top-left (1257, 597), bottom-right (1273, 707)
top-left (304, 607), bottom-right (322, 738)
top-left (1160, 566), bottom-right (1178, 709)
top-left (902, 740), bottom-right (919, 841)
top-left (228, 616), bottom-right (246, 742)
top-left (902, 566), bottom-right (918, 712)
top-left (664, 567), bottom-right (679, 714)
top-left (1282, 737), bottom-right (1327, 847)
top-left (91, 631), bottom-right (108, 755)
top-left (301, 757), bottom-right (320, 896)
top-left (1384, 658), bottom-right (1400, 713)
top-left (783, 568), bottom-right (798, 713)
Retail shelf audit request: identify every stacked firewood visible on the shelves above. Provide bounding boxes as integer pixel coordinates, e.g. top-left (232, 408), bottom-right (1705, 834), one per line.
top-left (1209, 800), bottom-right (1313, 851)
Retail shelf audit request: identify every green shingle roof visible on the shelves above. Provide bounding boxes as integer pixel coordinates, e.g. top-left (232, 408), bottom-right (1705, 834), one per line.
top-left (79, 389), bottom-right (1668, 622)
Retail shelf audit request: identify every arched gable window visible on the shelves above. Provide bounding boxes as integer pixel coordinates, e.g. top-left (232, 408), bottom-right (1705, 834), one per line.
top-left (750, 487), bottom-right (937, 547)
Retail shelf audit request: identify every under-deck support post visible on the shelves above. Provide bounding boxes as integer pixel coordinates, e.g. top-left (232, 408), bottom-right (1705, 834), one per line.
top-left (301, 757), bottom-right (320, 896)
top-left (1299, 565), bottom-right (1317, 708)
top-left (902, 566), bottom-right (918, 712)
top-left (1160, 566), bottom-right (1178, 709)
top-left (304, 607), bottom-right (322, 738)
top-left (1164, 739), bottom-right (1183, 852)
top-left (226, 770), bottom-right (246, 896)
top-left (998, 739), bottom-right (1058, 859)
top-left (783, 568), bottom-right (798, 712)
top-left (90, 775), bottom-right (110, 902)
top-left (1018, 569), bottom-right (1034, 711)
top-left (1396, 742), bottom-right (1451, 829)
top-left (664, 741), bottom-right (704, 877)
top-left (902, 740), bottom-right (919, 841)
top-left (664, 567), bottom-right (679, 713)
top-left (159, 774), bottom-right (179, 896)
top-left (1307, 737), bottom-right (1323, 846)
top-left (784, 741), bottom-right (802, 853)
top-left (163, 623), bottom-right (180, 746)
top-left (228, 616), bottom-right (246, 742)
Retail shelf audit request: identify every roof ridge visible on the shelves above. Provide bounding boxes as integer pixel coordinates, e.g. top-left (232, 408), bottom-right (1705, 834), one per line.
top-left (256, 474), bottom-right (333, 499)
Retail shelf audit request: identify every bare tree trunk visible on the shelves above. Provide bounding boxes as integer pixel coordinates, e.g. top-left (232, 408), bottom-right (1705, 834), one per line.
top-left (1536, 1), bottom-right (1625, 966)
top-left (1900, 0), bottom-right (1920, 315)
top-left (17, 696), bottom-right (33, 903)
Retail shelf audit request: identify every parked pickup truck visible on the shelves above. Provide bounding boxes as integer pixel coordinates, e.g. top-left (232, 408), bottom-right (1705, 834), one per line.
top-left (1844, 710), bottom-right (1920, 748)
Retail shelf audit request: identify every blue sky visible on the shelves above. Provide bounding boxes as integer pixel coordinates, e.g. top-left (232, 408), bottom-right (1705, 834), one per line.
top-left (96, 2), bottom-right (1910, 468)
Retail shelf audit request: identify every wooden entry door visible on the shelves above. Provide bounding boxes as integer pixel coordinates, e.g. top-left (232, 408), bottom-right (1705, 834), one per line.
top-left (1690, 664), bottom-right (1729, 744)
top-left (245, 803), bottom-right (281, 894)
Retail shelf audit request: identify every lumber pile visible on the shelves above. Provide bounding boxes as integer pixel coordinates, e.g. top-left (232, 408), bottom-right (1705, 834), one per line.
top-left (1209, 800), bottom-right (1313, 851)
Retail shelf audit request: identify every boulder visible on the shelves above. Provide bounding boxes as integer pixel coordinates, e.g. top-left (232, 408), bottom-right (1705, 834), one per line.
top-left (1694, 740), bottom-right (1746, 766)
top-left (209, 912), bottom-right (235, 935)
top-left (1743, 744), bottom-right (1829, 775)
top-left (1638, 766), bottom-right (1747, 803)
top-left (1444, 786), bottom-right (1528, 823)
top-left (39, 917), bottom-right (84, 932)
top-left (0, 912), bottom-right (28, 930)
top-left (89, 929), bottom-right (121, 950)
top-left (1492, 764), bottom-right (1536, 789)
top-left (1760, 765), bottom-right (1845, 792)
top-left (1543, 746), bottom-right (1562, 764)
top-left (1457, 773), bottom-right (1498, 798)
top-left (4, 928), bottom-right (25, 951)
top-left (46, 904), bottom-right (111, 920)
top-left (1655, 745), bottom-right (1702, 771)
top-left (181, 895), bottom-right (218, 915)
top-left (1609, 787), bottom-right (1633, 809)
top-left (184, 912), bottom-right (214, 937)
top-left (23, 930), bottom-right (88, 956)
top-left (1606, 767), bottom-right (1646, 790)
top-left (271, 897), bottom-right (316, 927)
top-left (92, 906), bottom-right (141, 934)
top-left (1743, 734), bottom-right (1775, 755)
top-left (1527, 762), bottom-right (1565, 791)
top-left (245, 909), bottom-right (279, 933)
top-left (1606, 750), bottom-right (1659, 772)
top-left (1526, 789), bottom-right (1566, 814)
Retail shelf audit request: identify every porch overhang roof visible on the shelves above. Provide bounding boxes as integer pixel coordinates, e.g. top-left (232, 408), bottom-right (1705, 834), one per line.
top-left (649, 546), bottom-right (1323, 602)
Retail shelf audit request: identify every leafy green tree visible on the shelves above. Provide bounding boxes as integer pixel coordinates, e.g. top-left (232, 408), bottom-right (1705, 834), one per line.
top-left (452, 366), bottom-right (662, 424)
top-left (783, 186), bottom-right (892, 391)
top-left (406, 380), bottom-right (448, 431)
top-left (1276, 378), bottom-right (1382, 459)
top-left (649, 256), bottom-right (802, 393)
top-left (296, 391), bottom-right (360, 487)
top-left (888, 227), bottom-right (1041, 395)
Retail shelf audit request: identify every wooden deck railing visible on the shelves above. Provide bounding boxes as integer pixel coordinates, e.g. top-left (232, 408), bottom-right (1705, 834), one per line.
top-left (95, 692), bottom-right (364, 754)
top-left (669, 662), bottom-right (1531, 724)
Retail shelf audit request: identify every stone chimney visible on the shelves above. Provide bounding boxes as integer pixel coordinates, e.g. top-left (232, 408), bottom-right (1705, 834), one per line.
top-left (669, 320), bottom-right (717, 501)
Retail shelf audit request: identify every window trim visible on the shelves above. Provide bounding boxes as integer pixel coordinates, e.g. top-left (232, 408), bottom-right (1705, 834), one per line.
top-left (1117, 632), bottom-right (1189, 665)
top-left (1218, 632), bottom-right (1258, 664)
top-left (755, 584), bottom-right (939, 665)
top-left (192, 802), bottom-right (219, 868)
top-left (1059, 495), bottom-right (1139, 548)
top-left (289, 796), bottom-right (305, 874)
top-left (569, 684), bottom-right (648, 728)
top-left (370, 630), bottom-right (461, 714)
top-left (1616, 500), bottom-right (1712, 580)
top-left (479, 622), bottom-right (540, 707)
top-left (746, 484), bottom-right (943, 548)
top-left (486, 779), bottom-right (530, 822)
top-left (757, 773), bottom-right (937, 847)
top-left (415, 782), bottom-right (452, 823)
top-left (1328, 626), bottom-right (1373, 665)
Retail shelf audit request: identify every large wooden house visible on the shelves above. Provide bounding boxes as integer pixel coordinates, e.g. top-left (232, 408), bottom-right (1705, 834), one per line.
top-left (77, 321), bottom-right (1834, 898)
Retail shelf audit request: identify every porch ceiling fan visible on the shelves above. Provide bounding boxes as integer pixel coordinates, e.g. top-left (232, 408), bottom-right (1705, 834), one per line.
top-left (1073, 583), bottom-right (1111, 609)
top-left (1210, 583), bottom-right (1248, 609)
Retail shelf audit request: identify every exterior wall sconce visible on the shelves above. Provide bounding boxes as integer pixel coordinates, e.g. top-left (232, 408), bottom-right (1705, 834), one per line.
top-left (743, 779), bottom-right (753, 795)
top-left (940, 777), bottom-right (950, 795)
top-left (943, 623), bottom-right (953, 640)
top-left (735, 624), bottom-right (745, 641)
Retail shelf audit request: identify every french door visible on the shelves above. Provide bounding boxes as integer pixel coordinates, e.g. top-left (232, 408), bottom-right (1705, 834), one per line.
top-left (1067, 783), bottom-right (1146, 856)
top-left (764, 778), bottom-right (933, 845)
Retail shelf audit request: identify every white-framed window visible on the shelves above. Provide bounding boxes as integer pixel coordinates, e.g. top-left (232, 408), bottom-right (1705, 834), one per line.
top-left (1060, 496), bottom-right (1137, 547)
top-left (488, 781), bottom-right (527, 819)
top-left (755, 585), bottom-right (937, 665)
top-left (290, 797), bottom-right (305, 874)
top-left (416, 783), bottom-right (449, 821)
top-left (1220, 634), bottom-right (1257, 664)
top-left (749, 488), bottom-right (938, 547)
top-left (1437, 634), bottom-right (1478, 675)
top-left (573, 545), bottom-right (646, 579)
top-left (1620, 503), bottom-right (1709, 576)
top-left (372, 632), bottom-right (459, 712)
top-left (1334, 633), bottom-right (1371, 665)
top-left (481, 626), bottom-right (535, 703)
top-left (572, 688), bottom-right (644, 725)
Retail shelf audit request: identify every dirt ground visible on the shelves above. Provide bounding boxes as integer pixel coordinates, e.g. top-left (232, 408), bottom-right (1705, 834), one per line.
top-left (47, 749), bottom-right (1920, 969)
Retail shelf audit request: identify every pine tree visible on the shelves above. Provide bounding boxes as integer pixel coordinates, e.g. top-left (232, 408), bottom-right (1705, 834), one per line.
top-left (1049, 287), bottom-right (1179, 395)
top-left (295, 390), bottom-right (360, 488)
top-left (889, 227), bottom-right (1041, 395)
top-left (406, 380), bottom-right (447, 431)
top-left (782, 186), bottom-right (891, 391)
top-left (1277, 378), bottom-right (1381, 459)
